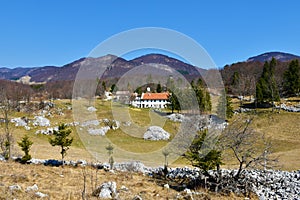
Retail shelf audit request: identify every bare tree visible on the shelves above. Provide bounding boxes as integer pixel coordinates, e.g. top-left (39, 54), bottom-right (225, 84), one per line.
top-left (0, 88), bottom-right (14, 160)
top-left (219, 116), bottom-right (277, 178)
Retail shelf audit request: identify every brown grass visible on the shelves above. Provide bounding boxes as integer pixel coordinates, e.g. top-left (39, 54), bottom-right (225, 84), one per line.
top-left (0, 161), bottom-right (255, 199)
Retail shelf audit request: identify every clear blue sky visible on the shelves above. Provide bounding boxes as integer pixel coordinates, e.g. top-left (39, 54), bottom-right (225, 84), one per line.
top-left (0, 0), bottom-right (299, 68)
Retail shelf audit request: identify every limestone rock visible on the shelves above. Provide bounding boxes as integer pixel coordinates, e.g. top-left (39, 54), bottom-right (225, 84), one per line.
top-left (143, 126), bottom-right (170, 141)
top-left (93, 181), bottom-right (118, 199)
top-left (9, 184), bottom-right (21, 191)
top-left (26, 183), bottom-right (38, 192)
top-left (35, 191), bottom-right (48, 198)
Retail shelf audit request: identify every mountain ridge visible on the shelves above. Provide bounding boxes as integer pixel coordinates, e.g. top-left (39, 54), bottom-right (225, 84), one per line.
top-left (0, 51), bottom-right (299, 84)
top-left (0, 53), bottom-right (204, 83)
top-left (247, 51), bottom-right (300, 63)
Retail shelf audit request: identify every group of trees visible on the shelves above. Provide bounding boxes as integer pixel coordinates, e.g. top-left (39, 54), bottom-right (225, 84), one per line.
top-left (0, 117), bottom-right (73, 165)
top-left (256, 58), bottom-right (280, 104)
top-left (283, 60), bottom-right (300, 96)
top-left (167, 78), bottom-right (212, 114)
top-left (226, 58), bottom-right (300, 106)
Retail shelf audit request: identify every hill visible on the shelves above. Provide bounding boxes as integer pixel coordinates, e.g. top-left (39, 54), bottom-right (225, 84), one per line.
top-left (247, 51), bottom-right (300, 62)
top-left (221, 51), bottom-right (300, 95)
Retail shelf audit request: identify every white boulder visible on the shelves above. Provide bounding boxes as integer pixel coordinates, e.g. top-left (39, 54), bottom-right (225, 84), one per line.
top-left (11, 117), bottom-right (27, 127)
top-left (0, 154), bottom-right (5, 161)
top-left (87, 106), bottom-right (97, 112)
top-left (80, 120), bottom-right (100, 127)
top-left (166, 113), bottom-right (185, 122)
top-left (26, 184), bottom-right (38, 192)
top-left (88, 127), bottom-right (110, 136)
top-left (93, 181), bottom-right (117, 199)
top-left (9, 184), bottom-right (21, 191)
top-left (143, 126), bottom-right (170, 141)
top-left (35, 191), bottom-right (48, 198)
top-left (114, 161), bottom-right (146, 173)
top-left (33, 116), bottom-right (50, 127)
top-left (35, 126), bottom-right (58, 135)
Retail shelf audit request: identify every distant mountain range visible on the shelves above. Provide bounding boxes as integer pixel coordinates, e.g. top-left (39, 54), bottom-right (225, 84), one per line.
top-left (0, 54), bottom-right (204, 84)
top-left (247, 52), bottom-right (300, 62)
top-left (0, 51), bottom-right (299, 84)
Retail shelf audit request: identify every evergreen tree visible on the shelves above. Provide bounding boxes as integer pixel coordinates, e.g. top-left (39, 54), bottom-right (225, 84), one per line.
top-left (183, 129), bottom-right (222, 174)
top-left (231, 71), bottom-right (240, 86)
top-left (18, 135), bottom-right (33, 163)
top-left (167, 91), bottom-right (181, 113)
top-left (283, 59), bottom-right (300, 96)
top-left (110, 84), bottom-right (117, 93)
top-left (192, 79), bottom-right (212, 113)
top-left (256, 58), bottom-right (279, 104)
top-left (217, 90), bottom-right (233, 120)
top-left (49, 124), bottom-right (73, 165)
top-left (156, 82), bottom-right (162, 93)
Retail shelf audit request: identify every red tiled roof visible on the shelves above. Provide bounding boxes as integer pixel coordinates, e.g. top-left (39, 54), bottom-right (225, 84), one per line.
top-left (142, 92), bottom-right (169, 100)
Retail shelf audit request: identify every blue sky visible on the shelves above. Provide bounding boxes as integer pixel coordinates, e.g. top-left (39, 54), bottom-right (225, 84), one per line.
top-left (0, 0), bottom-right (299, 68)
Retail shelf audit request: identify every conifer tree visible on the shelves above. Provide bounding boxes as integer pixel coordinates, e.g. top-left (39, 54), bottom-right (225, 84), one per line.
top-left (18, 135), bottom-right (33, 163)
top-left (49, 124), bottom-right (73, 165)
top-left (256, 58), bottom-right (279, 104)
top-left (283, 59), bottom-right (300, 96)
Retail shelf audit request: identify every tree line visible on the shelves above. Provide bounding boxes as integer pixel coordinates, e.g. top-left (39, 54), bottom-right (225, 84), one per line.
top-left (224, 58), bottom-right (300, 104)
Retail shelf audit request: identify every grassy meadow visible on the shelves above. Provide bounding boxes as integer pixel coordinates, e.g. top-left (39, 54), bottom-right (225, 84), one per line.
top-left (1, 98), bottom-right (300, 170)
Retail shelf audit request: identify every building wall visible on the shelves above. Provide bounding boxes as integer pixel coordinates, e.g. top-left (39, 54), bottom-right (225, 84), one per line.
top-left (131, 99), bottom-right (168, 108)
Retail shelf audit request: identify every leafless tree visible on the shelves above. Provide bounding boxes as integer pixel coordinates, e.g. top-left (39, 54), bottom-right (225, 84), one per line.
top-left (219, 116), bottom-right (277, 178)
top-left (0, 88), bottom-right (14, 160)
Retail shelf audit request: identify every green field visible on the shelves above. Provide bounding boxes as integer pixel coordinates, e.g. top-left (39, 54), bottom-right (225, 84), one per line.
top-left (1, 99), bottom-right (300, 170)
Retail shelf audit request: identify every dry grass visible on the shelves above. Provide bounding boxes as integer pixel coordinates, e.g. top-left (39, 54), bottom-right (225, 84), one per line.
top-left (0, 161), bottom-right (254, 200)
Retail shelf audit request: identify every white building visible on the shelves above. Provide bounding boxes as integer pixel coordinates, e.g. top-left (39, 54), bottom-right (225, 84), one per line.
top-left (131, 92), bottom-right (170, 109)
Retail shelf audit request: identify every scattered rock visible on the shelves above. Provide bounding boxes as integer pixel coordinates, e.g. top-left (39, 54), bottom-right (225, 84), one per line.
top-left (9, 184), bottom-right (21, 191)
top-left (114, 161), bottom-right (146, 173)
top-left (166, 113), bottom-right (185, 122)
top-left (35, 126), bottom-right (58, 135)
top-left (67, 121), bottom-right (79, 126)
top-left (143, 126), bottom-right (170, 141)
top-left (277, 103), bottom-right (300, 112)
top-left (33, 116), bottom-right (50, 127)
top-left (87, 106), bottom-right (97, 112)
top-left (93, 181), bottom-right (118, 199)
top-left (29, 158), bottom-right (46, 165)
top-left (26, 184), bottom-right (38, 192)
top-left (76, 159), bottom-right (87, 167)
top-left (35, 191), bottom-right (48, 198)
top-left (80, 120), bottom-right (100, 127)
top-left (164, 183), bottom-right (170, 189)
top-left (120, 185), bottom-right (129, 191)
top-left (132, 195), bottom-right (143, 200)
top-left (151, 167), bottom-right (300, 200)
top-left (0, 154), bottom-right (5, 161)
top-left (122, 121), bottom-right (132, 126)
top-left (88, 126), bottom-right (110, 136)
top-left (11, 117), bottom-right (27, 127)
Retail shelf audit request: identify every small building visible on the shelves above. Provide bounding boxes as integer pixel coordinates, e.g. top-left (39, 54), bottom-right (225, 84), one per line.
top-left (131, 92), bottom-right (170, 109)
top-left (115, 91), bottom-right (131, 104)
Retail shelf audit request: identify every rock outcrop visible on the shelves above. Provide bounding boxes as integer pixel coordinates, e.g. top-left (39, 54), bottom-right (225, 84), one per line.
top-left (143, 126), bottom-right (170, 141)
